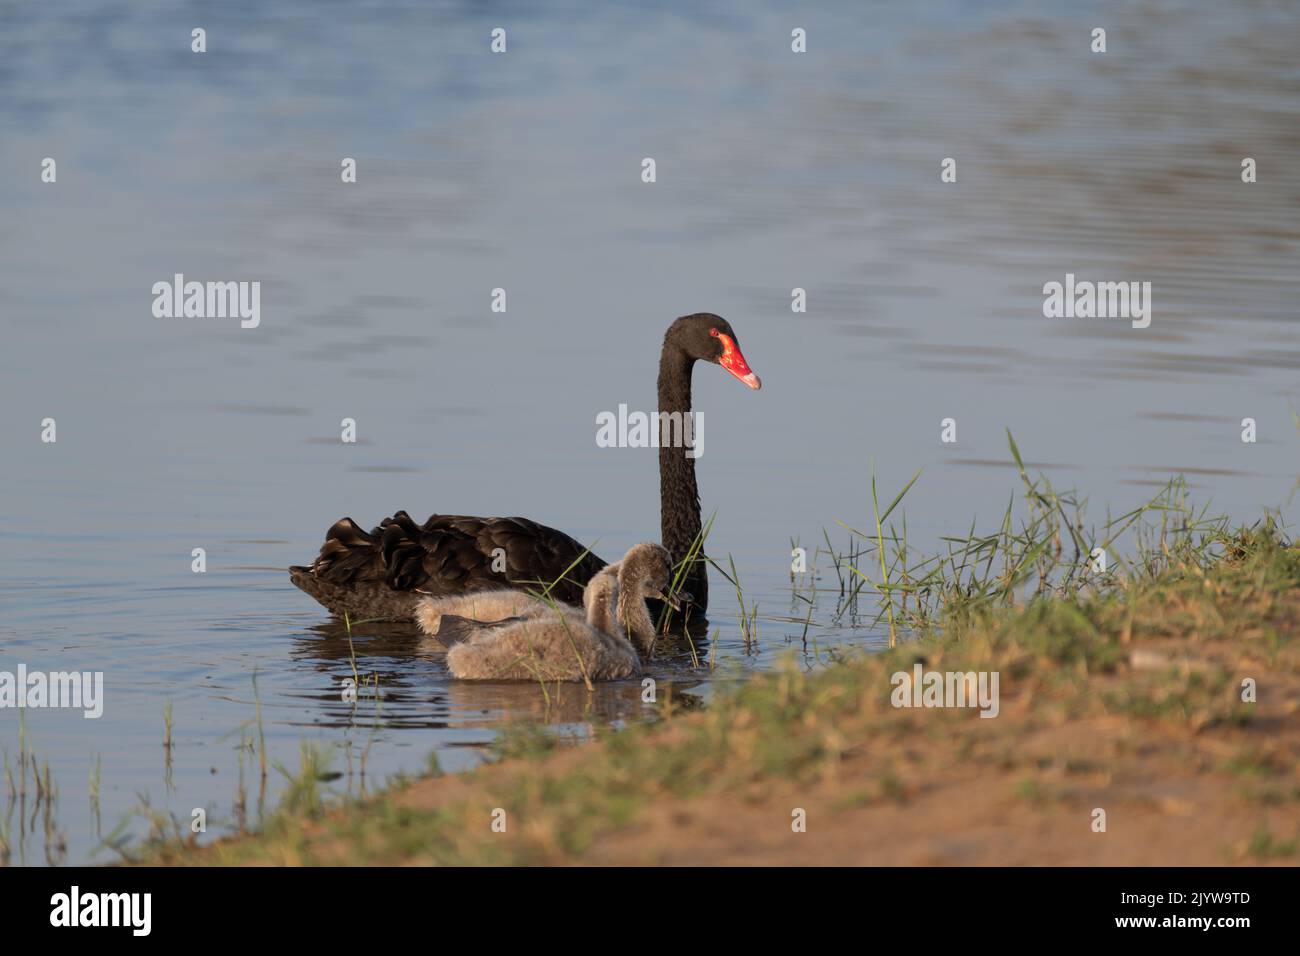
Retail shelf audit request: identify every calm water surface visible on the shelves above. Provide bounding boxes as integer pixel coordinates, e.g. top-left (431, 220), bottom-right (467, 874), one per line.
top-left (1, 0), bottom-right (1297, 864)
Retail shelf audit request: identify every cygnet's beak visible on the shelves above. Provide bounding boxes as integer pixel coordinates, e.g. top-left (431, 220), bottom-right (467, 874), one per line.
top-left (655, 589), bottom-right (684, 611)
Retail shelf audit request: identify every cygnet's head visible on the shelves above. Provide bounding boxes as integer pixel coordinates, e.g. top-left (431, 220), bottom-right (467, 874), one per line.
top-left (616, 542), bottom-right (680, 609)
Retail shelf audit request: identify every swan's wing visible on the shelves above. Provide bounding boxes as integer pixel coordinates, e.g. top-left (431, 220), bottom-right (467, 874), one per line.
top-left (294, 512), bottom-right (607, 609)
top-left (432, 614), bottom-right (528, 648)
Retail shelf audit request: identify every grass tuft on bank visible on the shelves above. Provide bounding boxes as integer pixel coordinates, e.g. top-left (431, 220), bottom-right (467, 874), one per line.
top-left (140, 511), bottom-right (1300, 865)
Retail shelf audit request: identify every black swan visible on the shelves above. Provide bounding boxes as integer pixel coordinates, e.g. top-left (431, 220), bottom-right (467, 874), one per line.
top-left (416, 542), bottom-right (675, 681)
top-left (288, 312), bottom-right (760, 621)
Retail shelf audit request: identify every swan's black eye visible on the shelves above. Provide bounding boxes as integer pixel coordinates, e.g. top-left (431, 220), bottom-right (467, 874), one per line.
top-left (709, 328), bottom-right (719, 337)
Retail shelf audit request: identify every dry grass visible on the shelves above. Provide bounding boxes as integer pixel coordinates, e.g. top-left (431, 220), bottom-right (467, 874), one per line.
top-left (141, 520), bottom-right (1300, 866)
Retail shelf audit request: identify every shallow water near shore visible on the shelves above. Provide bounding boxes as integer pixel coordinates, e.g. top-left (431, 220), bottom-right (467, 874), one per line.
top-left (2, 0), bottom-right (1298, 864)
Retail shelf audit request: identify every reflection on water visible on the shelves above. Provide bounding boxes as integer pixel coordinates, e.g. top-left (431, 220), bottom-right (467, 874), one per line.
top-left (285, 619), bottom-right (711, 731)
top-left (1, 0), bottom-right (1297, 864)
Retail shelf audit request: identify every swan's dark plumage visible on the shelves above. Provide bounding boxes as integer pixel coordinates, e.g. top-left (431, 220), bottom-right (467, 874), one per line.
top-left (289, 312), bottom-right (759, 623)
top-left (289, 512), bottom-right (606, 622)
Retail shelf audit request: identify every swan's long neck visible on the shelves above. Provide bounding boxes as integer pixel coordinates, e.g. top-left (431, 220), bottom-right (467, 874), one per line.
top-left (584, 572), bottom-right (618, 634)
top-left (657, 346), bottom-right (707, 610)
top-left (585, 567), bottom-right (656, 652)
top-left (618, 587), bottom-right (660, 655)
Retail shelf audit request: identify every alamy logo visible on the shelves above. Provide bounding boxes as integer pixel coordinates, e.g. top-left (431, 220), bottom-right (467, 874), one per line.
top-left (152, 273), bottom-right (261, 328)
top-left (50, 886), bottom-right (151, 936)
top-left (1042, 273), bottom-right (1151, 328)
top-left (596, 404), bottom-right (705, 459)
top-left (0, 665), bottom-right (103, 718)
top-left (890, 664), bottom-right (1000, 718)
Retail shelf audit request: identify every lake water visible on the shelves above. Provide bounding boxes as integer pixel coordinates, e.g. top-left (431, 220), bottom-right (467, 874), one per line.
top-left (2, 0), bottom-right (1297, 865)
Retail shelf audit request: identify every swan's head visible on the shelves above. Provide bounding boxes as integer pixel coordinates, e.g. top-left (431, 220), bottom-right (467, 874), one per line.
top-left (667, 313), bottom-right (761, 390)
top-left (616, 542), bottom-right (680, 608)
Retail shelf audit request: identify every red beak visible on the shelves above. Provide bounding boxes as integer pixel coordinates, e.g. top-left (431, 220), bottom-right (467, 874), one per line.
top-left (716, 333), bottom-right (762, 390)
